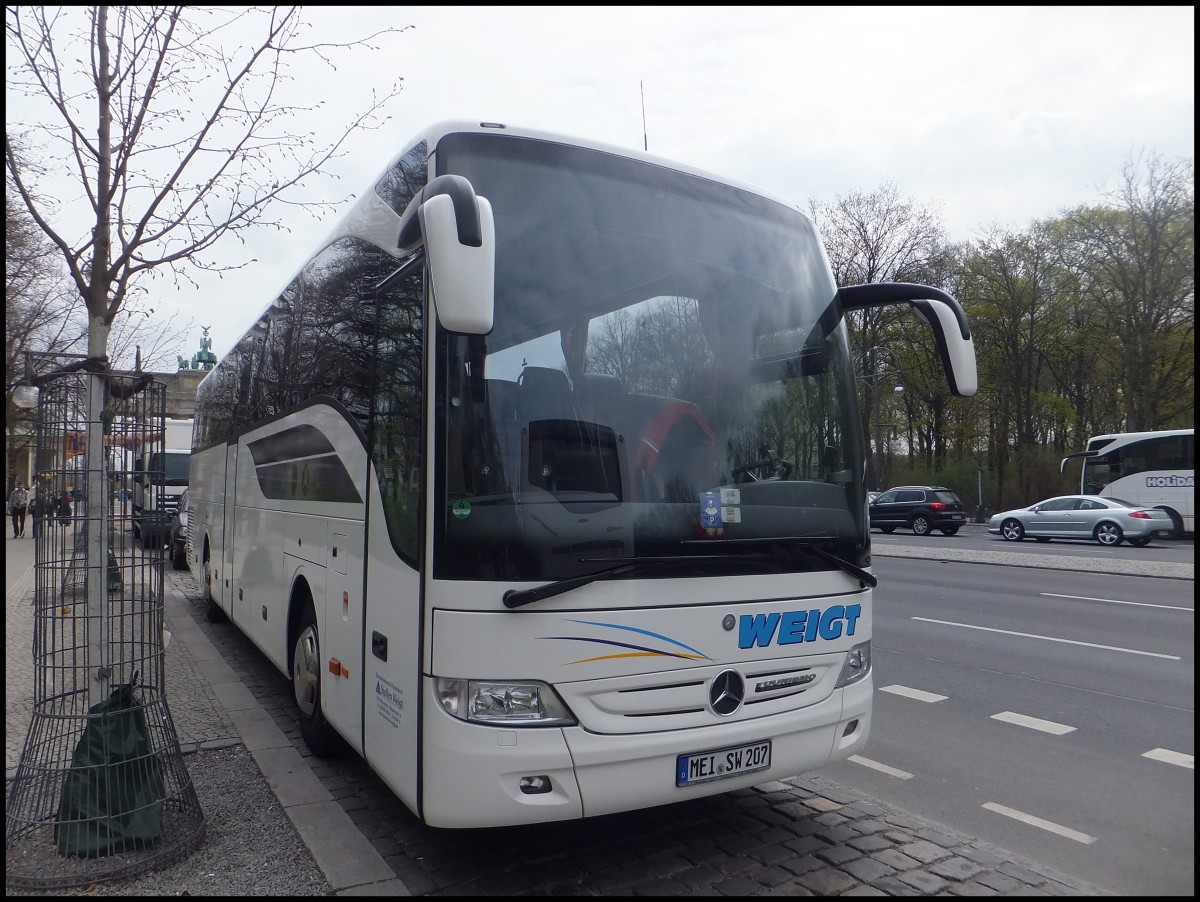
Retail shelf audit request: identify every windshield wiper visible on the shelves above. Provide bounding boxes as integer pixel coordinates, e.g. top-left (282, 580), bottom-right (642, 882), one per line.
top-left (501, 553), bottom-right (777, 609)
top-left (681, 536), bottom-right (877, 588)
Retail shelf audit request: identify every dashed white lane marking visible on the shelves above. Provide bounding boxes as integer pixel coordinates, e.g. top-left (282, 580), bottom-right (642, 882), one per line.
top-left (912, 617), bottom-right (1182, 660)
top-left (1042, 593), bottom-right (1193, 613)
top-left (847, 755), bottom-right (913, 779)
top-left (1142, 748), bottom-right (1194, 769)
top-left (879, 685), bottom-right (948, 703)
top-left (991, 711), bottom-right (1075, 735)
top-left (982, 802), bottom-right (1097, 844)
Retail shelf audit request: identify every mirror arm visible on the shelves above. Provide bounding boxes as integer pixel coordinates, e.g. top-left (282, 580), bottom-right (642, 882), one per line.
top-left (397, 174), bottom-right (485, 253)
top-left (838, 282), bottom-right (971, 340)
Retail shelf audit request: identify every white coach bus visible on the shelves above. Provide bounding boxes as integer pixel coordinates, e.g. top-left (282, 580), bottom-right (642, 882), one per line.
top-left (1061, 428), bottom-right (1194, 536)
top-left (187, 120), bottom-right (977, 828)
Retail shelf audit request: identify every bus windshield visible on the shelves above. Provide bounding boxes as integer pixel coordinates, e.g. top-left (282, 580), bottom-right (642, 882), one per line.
top-left (412, 133), bottom-right (868, 582)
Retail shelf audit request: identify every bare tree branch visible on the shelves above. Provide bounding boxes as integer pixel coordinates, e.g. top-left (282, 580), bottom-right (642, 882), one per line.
top-left (6, 5), bottom-right (410, 357)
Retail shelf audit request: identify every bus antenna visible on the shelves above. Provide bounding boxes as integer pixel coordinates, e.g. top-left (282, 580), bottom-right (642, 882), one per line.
top-left (640, 81), bottom-right (648, 152)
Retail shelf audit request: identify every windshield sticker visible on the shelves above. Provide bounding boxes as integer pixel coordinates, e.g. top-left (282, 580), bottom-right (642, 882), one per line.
top-left (451, 498), bottom-right (472, 520)
top-left (700, 491), bottom-right (722, 528)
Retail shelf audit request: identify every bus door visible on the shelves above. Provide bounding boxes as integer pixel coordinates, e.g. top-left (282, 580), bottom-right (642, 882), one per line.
top-left (321, 520), bottom-right (364, 754)
top-left (360, 481), bottom-right (423, 817)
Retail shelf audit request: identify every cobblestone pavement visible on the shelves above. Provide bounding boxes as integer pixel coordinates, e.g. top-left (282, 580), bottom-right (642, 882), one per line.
top-left (5, 546), bottom-right (240, 775)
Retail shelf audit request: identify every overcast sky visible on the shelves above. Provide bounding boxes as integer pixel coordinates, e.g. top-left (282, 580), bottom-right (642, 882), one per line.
top-left (9, 6), bottom-right (1196, 361)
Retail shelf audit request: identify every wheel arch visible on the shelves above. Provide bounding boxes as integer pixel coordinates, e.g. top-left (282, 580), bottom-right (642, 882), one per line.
top-left (286, 575), bottom-right (316, 676)
top-left (1152, 505), bottom-right (1185, 538)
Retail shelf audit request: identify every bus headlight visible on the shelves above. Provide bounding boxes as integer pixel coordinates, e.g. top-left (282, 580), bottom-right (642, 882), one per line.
top-left (835, 641), bottom-right (871, 688)
top-left (434, 678), bottom-right (577, 726)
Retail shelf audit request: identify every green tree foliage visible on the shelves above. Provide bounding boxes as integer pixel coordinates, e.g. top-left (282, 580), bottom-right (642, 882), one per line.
top-left (812, 149), bottom-right (1193, 514)
top-left (1061, 151), bottom-right (1194, 431)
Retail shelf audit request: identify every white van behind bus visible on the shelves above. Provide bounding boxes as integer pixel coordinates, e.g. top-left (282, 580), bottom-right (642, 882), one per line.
top-left (132, 417), bottom-right (193, 549)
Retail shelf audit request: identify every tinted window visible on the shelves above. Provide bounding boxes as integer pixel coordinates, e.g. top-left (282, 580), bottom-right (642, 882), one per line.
top-left (373, 268), bottom-right (425, 564)
top-left (931, 491), bottom-right (961, 504)
top-left (195, 236), bottom-right (393, 447)
top-left (896, 490), bottom-right (922, 503)
top-left (1039, 498), bottom-right (1074, 511)
top-left (195, 140), bottom-right (430, 452)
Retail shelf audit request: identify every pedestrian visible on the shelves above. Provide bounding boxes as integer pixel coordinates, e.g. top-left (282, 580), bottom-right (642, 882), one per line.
top-left (29, 484), bottom-right (41, 539)
top-left (56, 488), bottom-right (73, 524)
top-left (10, 480), bottom-right (29, 538)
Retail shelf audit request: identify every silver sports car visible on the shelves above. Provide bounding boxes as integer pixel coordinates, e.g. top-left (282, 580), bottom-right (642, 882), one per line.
top-left (987, 495), bottom-right (1175, 546)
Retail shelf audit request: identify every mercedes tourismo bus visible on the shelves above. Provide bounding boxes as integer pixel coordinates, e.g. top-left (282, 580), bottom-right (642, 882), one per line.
top-left (187, 120), bottom-right (977, 828)
top-left (1061, 428), bottom-right (1194, 536)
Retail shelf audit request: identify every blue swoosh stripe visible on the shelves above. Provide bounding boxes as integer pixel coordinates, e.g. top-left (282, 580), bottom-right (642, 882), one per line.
top-left (566, 619), bottom-right (711, 660)
top-left (542, 636), bottom-right (702, 660)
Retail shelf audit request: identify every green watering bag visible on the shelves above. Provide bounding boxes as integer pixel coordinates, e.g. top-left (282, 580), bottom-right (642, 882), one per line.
top-left (55, 679), bottom-right (165, 857)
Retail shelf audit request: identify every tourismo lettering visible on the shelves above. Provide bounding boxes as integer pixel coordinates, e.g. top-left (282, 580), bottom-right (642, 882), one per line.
top-left (738, 605), bottom-right (863, 648)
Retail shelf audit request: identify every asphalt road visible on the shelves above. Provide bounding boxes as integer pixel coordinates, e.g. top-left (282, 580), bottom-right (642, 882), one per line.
top-left (871, 525), bottom-right (1196, 565)
top-left (821, 556), bottom-right (1195, 895)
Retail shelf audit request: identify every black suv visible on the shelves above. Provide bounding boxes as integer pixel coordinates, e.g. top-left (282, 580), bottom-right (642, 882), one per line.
top-left (869, 485), bottom-right (966, 536)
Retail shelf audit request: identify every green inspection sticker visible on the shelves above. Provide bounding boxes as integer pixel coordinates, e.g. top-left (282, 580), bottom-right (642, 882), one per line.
top-left (451, 498), bottom-right (472, 520)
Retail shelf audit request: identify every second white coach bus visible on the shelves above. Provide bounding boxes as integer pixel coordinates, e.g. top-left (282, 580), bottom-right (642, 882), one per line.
top-left (187, 120), bottom-right (977, 827)
top-left (1061, 428), bottom-right (1194, 536)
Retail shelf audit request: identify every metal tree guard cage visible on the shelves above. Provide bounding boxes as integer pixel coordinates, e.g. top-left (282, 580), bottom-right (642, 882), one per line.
top-left (6, 372), bottom-right (205, 890)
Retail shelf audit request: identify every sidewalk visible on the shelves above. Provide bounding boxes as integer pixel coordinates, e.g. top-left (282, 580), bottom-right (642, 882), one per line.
top-left (876, 521), bottom-right (1195, 579)
top-left (4, 534), bottom-right (405, 896)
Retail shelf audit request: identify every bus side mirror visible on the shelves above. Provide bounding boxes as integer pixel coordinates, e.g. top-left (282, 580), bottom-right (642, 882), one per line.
top-left (838, 282), bottom-right (978, 397)
top-left (396, 174), bottom-right (495, 334)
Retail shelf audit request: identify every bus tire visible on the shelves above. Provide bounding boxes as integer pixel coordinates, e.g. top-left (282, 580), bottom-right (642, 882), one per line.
top-left (292, 597), bottom-right (341, 757)
top-left (1155, 507), bottom-right (1183, 539)
top-left (203, 543), bottom-right (227, 623)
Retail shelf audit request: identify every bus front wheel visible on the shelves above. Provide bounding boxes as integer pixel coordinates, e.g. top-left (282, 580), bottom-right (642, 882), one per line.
top-left (292, 598), bottom-right (341, 757)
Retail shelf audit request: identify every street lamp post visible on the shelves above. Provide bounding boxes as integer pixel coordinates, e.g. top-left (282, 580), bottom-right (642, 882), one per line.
top-left (860, 346), bottom-right (904, 492)
top-left (10, 351), bottom-right (93, 491)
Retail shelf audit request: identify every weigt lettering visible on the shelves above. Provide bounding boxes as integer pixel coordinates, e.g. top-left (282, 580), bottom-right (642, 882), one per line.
top-left (739, 612), bottom-right (779, 647)
top-left (738, 604), bottom-right (863, 648)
